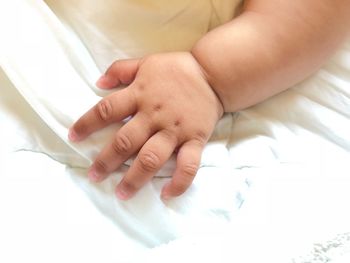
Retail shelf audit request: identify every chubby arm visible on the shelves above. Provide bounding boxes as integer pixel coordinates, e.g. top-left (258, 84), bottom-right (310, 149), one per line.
top-left (70, 0), bottom-right (350, 200)
top-left (192, 0), bottom-right (350, 112)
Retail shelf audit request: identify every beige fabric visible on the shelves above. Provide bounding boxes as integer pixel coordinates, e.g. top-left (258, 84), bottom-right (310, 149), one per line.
top-left (44, 0), bottom-right (242, 70)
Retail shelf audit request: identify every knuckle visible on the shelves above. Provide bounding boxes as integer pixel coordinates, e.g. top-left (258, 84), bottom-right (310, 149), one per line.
top-left (112, 133), bottom-right (133, 155)
top-left (139, 151), bottom-right (161, 172)
top-left (94, 159), bottom-right (108, 174)
top-left (192, 130), bottom-right (208, 146)
top-left (96, 99), bottom-right (113, 122)
top-left (171, 164), bottom-right (198, 196)
top-left (160, 129), bottom-right (177, 143)
top-left (181, 163), bottom-right (198, 179)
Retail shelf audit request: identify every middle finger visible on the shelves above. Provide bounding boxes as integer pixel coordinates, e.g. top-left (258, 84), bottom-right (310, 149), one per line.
top-left (88, 113), bottom-right (152, 182)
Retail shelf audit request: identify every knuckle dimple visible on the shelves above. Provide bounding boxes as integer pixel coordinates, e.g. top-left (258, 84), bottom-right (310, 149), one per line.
top-left (96, 99), bottom-right (113, 122)
top-left (112, 133), bottom-right (133, 154)
top-left (174, 119), bottom-right (181, 127)
top-left (139, 151), bottom-right (161, 172)
top-left (135, 80), bottom-right (146, 91)
top-left (160, 129), bottom-right (177, 143)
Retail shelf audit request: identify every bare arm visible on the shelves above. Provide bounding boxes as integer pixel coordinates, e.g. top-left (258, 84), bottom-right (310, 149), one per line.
top-left (192, 0), bottom-right (350, 112)
top-left (70, 0), bottom-right (350, 199)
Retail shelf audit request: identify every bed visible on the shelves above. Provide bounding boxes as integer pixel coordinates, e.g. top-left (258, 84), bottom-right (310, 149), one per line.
top-left (1, 1), bottom-right (350, 262)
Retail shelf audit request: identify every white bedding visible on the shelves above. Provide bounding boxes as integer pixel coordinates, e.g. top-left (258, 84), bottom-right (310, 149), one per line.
top-left (1, 0), bottom-right (350, 262)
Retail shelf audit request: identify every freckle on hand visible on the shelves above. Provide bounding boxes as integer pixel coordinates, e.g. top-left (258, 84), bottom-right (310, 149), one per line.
top-left (153, 104), bottom-right (163, 111)
top-left (174, 120), bottom-right (181, 127)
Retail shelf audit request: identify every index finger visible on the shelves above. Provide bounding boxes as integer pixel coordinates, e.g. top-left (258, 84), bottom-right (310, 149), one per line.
top-left (69, 88), bottom-right (136, 141)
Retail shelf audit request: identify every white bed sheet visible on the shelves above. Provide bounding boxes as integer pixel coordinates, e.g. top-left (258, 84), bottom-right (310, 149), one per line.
top-left (1, 0), bottom-right (350, 262)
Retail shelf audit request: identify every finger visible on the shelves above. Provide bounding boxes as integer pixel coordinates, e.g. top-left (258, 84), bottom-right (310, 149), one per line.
top-left (115, 130), bottom-right (178, 200)
top-left (88, 114), bottom-right (152, 182)
top-left (96, 58), bottom-right (140, 89)
top-left (69, 88), bottom-right (136, 142)
top-left (161, 140), bottom-right (203, 200)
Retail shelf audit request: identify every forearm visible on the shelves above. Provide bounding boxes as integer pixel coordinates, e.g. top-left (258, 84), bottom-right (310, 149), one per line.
top-left (192, 0), bottom-right (350, 112)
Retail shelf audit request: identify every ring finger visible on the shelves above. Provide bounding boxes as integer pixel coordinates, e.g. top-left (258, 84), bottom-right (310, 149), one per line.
top-left (115, 130), bottom-right (178, 200)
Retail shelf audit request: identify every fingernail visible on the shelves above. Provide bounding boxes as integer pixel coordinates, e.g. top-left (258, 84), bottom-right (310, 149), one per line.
top-left (68, 128), bottom-right (79, 142)
top-left (88, 168), bottom-right (100, 182)
top-left (96, 75), bottom-right (110, 89)
top-left (161, 190), bottom-right (172, 201)
top-left (161, 193), bottom-right (171, 201)
top-left (116, 187), bottom-right (130, 200)
top-left (161, 183), bottom-right (172, 201)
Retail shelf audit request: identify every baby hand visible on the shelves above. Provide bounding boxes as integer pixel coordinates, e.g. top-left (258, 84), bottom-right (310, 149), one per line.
top-left (69, 52), bottom-right (223, 200)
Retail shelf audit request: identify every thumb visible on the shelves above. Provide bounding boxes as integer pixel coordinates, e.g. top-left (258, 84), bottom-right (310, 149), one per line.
top-left (96, 58), bottom-right (141, 89)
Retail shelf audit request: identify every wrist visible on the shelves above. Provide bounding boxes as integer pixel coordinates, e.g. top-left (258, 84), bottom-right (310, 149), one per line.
top-left (191, 40), bottom-right (231, 113)
top-left (185, 51), bottom-right (225, 118)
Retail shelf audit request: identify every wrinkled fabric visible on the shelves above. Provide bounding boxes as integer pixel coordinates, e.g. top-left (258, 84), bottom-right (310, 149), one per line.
top-left (0, 0), bottom-right (245, 247)
top-left (1, 0), bottom-right (350, 261)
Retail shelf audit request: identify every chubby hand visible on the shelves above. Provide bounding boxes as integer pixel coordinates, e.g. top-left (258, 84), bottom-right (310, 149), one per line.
top-left (69, 52), bottom-right (223, 200)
